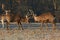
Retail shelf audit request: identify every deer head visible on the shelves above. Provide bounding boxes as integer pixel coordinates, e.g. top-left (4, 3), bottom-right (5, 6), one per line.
top-left (5, 10), bottom-right (11, 15)
top-left (26, 11), bottom-right (30, 18)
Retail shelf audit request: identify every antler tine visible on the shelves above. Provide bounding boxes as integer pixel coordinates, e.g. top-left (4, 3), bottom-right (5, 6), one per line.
top-left (29, 9), bottom-right (34, 15)
top-left (27, 12), bottom-right (29, 14)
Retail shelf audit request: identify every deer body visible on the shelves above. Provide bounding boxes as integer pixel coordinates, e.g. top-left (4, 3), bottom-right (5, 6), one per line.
top-left (0, 10), bottom-right (11, 29)
top-left (29, 9), bottom-right (56, 30)
top-left (33, 12), bottom-right (56, 30)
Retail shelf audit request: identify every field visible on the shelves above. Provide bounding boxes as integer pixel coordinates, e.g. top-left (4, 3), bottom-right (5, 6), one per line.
top-left (0, 23), bottom-right (60, 40)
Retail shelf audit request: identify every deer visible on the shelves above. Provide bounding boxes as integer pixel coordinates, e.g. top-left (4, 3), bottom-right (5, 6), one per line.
top-left (14, 13), bottom-right (23, 30)
top-left (25, 12), bottom-right (30, 23)
top-left (0, 10), bottom-right (11, 30)
top-left (0, 10), bottom-right (24, 30)
top-left (29, 9), bottom-right (56, 30)
top-left (20, 16), bottom-right (29, 23)
top-left (20, 12), bottom-right (30, 23)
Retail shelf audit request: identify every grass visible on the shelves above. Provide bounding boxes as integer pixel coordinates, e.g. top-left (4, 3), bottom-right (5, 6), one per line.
top-left (0, 28), bottom-right (59, 40)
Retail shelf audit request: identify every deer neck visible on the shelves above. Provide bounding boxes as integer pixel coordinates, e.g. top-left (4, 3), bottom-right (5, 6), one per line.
top-left (33, 16), bottom-right (38, 21)
top-left (6, 12), bottom-right (8, 15)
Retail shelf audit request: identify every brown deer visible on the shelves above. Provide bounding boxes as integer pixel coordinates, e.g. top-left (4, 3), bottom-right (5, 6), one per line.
top-left (20, 12), bottom-right (30, 23)
top-left (14, 13), bottom-right (23, 30)
top-left (20, 16), bottom-right (29, 23)
top-left (0, 10), bottom-right (23, 30)
top-left (0, 10), bottom-right (11, 30)
top-left (29, 9), bottom-right (56, 30)
top-left (24, 12), bottom-right (30, 23)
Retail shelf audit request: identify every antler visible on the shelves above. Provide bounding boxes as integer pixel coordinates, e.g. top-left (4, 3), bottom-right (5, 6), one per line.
top-left (29, 9), bottom-right (34, 15)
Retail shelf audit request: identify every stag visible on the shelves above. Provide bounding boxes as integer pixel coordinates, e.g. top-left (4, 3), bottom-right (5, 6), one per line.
top-left (29, 9), bottom-right (56, 30)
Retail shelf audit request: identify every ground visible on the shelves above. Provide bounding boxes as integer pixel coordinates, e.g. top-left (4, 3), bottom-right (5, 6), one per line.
top-left (0, 29), bottom-right (60, 40)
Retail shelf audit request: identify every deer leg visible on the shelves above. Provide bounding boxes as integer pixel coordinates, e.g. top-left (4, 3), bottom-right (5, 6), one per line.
top-left (6, 22), bottom-right (9, 30)
top-left (46, 23), bottom-right (48, 30)
top-left (1, 19), bottom-right (4, 29)
top-left (40, 21), bottom-right (43, 30)
top-left (19, 22), bottom-right (23, 30)
top-left (49, 20), bottom-right (56, 31)
top-left (44, 21), bottom-right (48, 30)
top-left (17, 21), bottom-right (23, 30)
top-left (16, 22), bottom-right (20, 30)
top-left (52, 22), bottom-right (56, 30)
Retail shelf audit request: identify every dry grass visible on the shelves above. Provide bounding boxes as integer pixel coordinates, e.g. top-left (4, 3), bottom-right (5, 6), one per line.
top-left (0, 29), bottom-right (60, 40)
